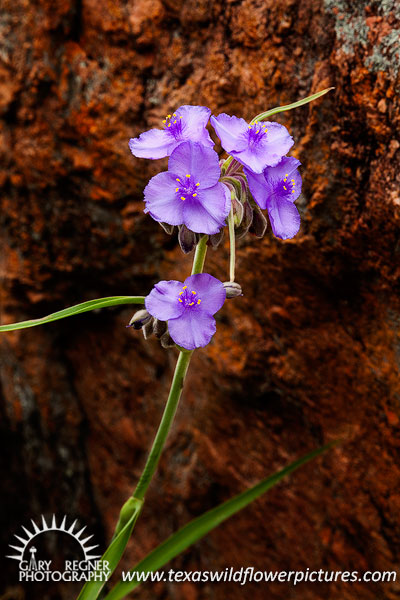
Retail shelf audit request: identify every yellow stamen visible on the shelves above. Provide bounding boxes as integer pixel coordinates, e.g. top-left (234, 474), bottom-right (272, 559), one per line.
top-left (176, 178), bottom-right (180, 182)
top-left (178, 298), bottom-right (183, 302)
top-left (197, 299), bottom-right (201, 304)
top-left (181, 196), bottom-right (186, 201)
top-left (186, 174), bottom-right (191, 178)
top-left (162, 120), bottom-right (166, 124)
top-left (292, 190), bottom-right (295, 193)
top-left (174, 120), bottom-right (177, 123)
top-left (173, 113), bottom-right (176, 116)
top-left (183, 286), bottom-right (187, 289)
top-left (195, 182), bottom-right (200, 186)
top-left (176, 187), bottom-right (179, 192)
top-left (179, 291), bottom-right (184, 295)
top-left (256, 130), bottom-right (259, 134)
top-left (168, 123), bottom-right (171, 127)
top-left (193, 193), bottom-right (197, 197)
top-left (189, 302), bottom-right (194, 306)
top-left (283, 186), bottom-right (287, 190)
top-left (191, 291), bottom-right (196, 294)
top-left (291, 179), bottom-right (295, 182)
top-left (167, 114), bottom-right (171, 118)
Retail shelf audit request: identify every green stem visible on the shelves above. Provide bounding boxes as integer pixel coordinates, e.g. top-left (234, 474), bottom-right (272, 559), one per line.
top-left (191, 234), bottom-right (208, 275)
top-left (133, 349), bottom-right (193, 501)
top-left (132, 236), bottom-right (209, 501)
top-left (228, 201), bottom-right (235, 282)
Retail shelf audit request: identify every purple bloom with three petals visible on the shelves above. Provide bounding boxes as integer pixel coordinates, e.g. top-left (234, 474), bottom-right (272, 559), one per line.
top-left (143, 141), bottom-right (231, 235)
top-left (129, 105), bottom-right (214, 159)
top-left (145, 273), bottom-right (226, 350)
top-left (211, 113), bottom-right (294, 173)
top-left (244, 156), bottom-right (302, 240)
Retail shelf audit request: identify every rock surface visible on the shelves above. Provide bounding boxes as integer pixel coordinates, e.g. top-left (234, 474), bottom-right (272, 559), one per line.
top-left (1, 0), bottom-right (400, 598)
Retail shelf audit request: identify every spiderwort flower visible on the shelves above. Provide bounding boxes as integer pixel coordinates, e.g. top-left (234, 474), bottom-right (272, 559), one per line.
top-left (244, 156), bottom-right (302, 240)
top-left (143, 141), bottom-right (231, 234)
top-left (211, 113), bottom-right (294, 173)
top-left (145, 274), bottom-right (226, 350)
top-left (129, 105), bottom-right (214, 159)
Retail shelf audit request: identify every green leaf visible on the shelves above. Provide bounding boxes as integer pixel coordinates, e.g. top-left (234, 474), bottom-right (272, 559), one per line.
top-left (77, 498), bottom-right (143, 600)
top-left (104, 442), bottom-right (336, 600)
top-left (251, 87), bottom-right (334, 123)
top-left (0, 296), bottom-right (146, 332)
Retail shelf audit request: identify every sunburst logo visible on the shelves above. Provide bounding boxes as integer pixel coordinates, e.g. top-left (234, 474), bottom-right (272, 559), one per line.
top-left (7, 514), bottom-right (100, 563)
top-left (7, 515), bottom-right (109, 583)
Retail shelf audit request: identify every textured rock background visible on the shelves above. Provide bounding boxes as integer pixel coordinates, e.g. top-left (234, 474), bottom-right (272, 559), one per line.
top-left (1, 0), bottom-right (400, 598)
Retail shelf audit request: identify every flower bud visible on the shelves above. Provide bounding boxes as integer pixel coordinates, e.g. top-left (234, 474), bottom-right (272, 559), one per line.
top-left (127, 309), bottom-right (152, 330)
top-left (153, 318), bottom-right (167, 339)
top-left (232, 195), bottom-right (244, 226)
top-left (159, 222), bottom-right (175, 235)
top-left (178, 225), bottom-right (197, 254)
top-left (142, 319), bottom-right (154, 339)
top-left (160, 331), bottom-right (176, 349)
top-left (223, 281), bottom-right (243, 298)
top-left (235, 199), bottom-right (253, 240)
top-left (250, 205), bottom-right (268, 238)
top-left (208, 228), bottom-right (224, 249)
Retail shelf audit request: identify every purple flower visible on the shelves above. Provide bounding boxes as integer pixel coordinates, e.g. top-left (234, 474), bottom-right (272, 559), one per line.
top-left (210, 113), bottom-right (294, 173)
top-left (244, 156), bottom-right (302, 240)
top-left (129, 105), bottom-right (214, 159)
top-left (143, 141), bottom-right (231, 235)
top-left (145, 274), bottom-right (226, 350)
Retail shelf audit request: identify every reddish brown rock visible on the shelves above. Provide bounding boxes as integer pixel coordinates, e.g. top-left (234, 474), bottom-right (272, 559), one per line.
top-left (1, 0), bottom-right (400, 599)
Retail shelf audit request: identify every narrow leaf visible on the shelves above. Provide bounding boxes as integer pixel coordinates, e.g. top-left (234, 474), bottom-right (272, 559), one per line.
top-left (104, 442), bottom-right (336, 599)
top-left (77, 499), bottom-right (143, 600)
top-left (0, 296), bottom-right (146, 332)
top-left (252, 87), bottom-right (334, 122)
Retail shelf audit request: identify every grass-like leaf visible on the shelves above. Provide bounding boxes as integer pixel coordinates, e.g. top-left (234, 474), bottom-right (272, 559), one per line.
top-left (251, 87), bottom-right (334, 123)
top-left (0, 296), bottom-right (146, 332)
top-left (104, 442), bottom-right (336, 600)
top-left (77, 499), bottom-right (143, 600)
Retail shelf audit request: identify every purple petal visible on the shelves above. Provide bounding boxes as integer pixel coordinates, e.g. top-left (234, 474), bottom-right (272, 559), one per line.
top-left (182, 198), bottom-right (224, 234)
top-left (196, 182), bottom-right (231, 224)
top-left (210, 114), bottom-right (249, 153)
top-left (168, 310), bottom-right (217, 350)
top-left (267, 197), bottom-right (301, 240)
top-left (145, 280), bottom-right (185, 320)
top-left (263, 156), bottom-right (302, 202)
top-left (144, 172), bottom-right (185, 225)
top-left (257, 121), bottom-right (294, 167)
top-left (168, 141), bottom-right (221, 189)
top-left (178, 105), bottom-right (214, 148)
top-left (244, 168), bottom-right (269, 209)
top-left (129, 128), bottom-right (176, 159)
top-left (183, 273), bottom-right (226, 314)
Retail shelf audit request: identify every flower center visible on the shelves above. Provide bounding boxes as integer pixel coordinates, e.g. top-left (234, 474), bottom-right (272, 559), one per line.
top-left (163, 113), bottom-right (183, 139)
top-left (175, 175), bottom-right (201, 201)
top-left (280, 172), bottom-right (296, 196)
top-left (177, 285), bottom-right (202, 308)
top-left (247, 120), bottom-right (268, 147)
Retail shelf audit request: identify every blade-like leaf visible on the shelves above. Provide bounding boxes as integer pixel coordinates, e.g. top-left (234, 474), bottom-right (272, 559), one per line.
top-left (251, 87), bottom-right (334, 123)
top-left (0, 296), bottom-right (146, 332)
top-left (77, 499), bottom-right (143, 600)
top-left (104, 442), bottom-right (336, 600)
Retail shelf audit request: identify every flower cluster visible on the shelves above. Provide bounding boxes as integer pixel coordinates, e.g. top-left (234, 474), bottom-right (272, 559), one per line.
top-left (129, 104), bottom-right (302, 349)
